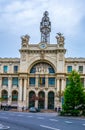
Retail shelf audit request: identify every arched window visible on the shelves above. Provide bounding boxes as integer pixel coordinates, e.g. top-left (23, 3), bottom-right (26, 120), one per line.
top-left (38, 91), bottom-right (45, 109)
top-left (1, 90), bottom-right (8, 100)
top-left (48, 91), bottom-right (54, 109)
top-left (30, 62), bottom-right (55, 74)
top-left (29, 91), bottom-right (35, 108)
top-left (12, 90), bottom-right (18, 101)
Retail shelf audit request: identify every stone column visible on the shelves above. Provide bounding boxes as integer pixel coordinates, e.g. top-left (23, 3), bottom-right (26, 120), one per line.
top-left (54, 92), bottom-right (58, 109)
top-left (45, 92), bottom-right (48, 109)
top-left (35, 75), bottom-right (38, 88)
top-left (56, 78), bottom-right (60, 106)
top-left (45, 75), bottom-right (48, 89)
top-left (18, 78), bottom-right (23, 111)
top-left (23, 78), bottom-right (27, 109)
top-left (0, 77), bottom-right (2, 98)
top-left (8, 77), bottom-right (12, 105)
top-left (35, 92), bottom-right (38, 108)
top-left (57, 78), bottom-right (60, 92)
top-left (62, 78), bottom-right (65, 91)
top-left (26, 77), bottom-right (29, 108)
top-left (54, 77), bottom-right (58, 108)
top-left (84, 78), bottom-right (85, 88)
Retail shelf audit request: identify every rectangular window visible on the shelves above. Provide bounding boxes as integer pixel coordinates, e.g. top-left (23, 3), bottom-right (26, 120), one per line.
top-left (48, 77), bottom-right (55, 86)
top-left (81, 78), bottom-right (84, 87)
top-left (66, 78), bottom-right (70, 86)
top-left (29, 77), bottom-right (35, 86)
top-left (67, 66), bottom-right (72, 73)
top-left (2, 77), bottom-right (8, 86)
top-left (14, 66), bottom-right (18, 73)
top-left (12, 77), bottom-right (18, 86)
top-left (3, 66), bottom-right (8, 73)
top-left (79, 66), bottom-right (83, 73)
top-left (39, 77), bottom-right (45, 86)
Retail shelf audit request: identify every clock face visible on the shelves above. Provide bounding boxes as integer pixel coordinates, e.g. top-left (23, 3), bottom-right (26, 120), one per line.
top-left (39, 43), bottom-right (47, 49)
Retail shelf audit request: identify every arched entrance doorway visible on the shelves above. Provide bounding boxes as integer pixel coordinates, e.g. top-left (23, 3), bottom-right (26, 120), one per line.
top-left (48, 91), bottom-right (54, 109)
top-left (12, 90), bottom-right (18, 108)
top-left (1, 90), bottom-right (8, 101)
top-left (38, 91), bottom-right (45, 109)
top-left (29, 91), bottom-right (35, 108)
top-left (12, 90), bottom-right (18, 102)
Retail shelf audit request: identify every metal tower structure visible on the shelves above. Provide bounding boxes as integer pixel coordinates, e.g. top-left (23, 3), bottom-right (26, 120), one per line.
top-left (40, 11), bottom-right (51, 43)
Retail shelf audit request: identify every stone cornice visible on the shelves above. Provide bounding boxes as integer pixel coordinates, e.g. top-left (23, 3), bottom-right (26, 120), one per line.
top-left (0, 58), bottom-right (20, 63)
top-left (20, 43), bottom-right (66, 51)
top-left (19, 49), bottom-right (66, 54)
top-left (65, 57), bottom-right (85, 63)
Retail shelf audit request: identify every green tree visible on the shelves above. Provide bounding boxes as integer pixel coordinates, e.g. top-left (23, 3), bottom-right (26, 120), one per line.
top-left (62, 70), bottom-right (85, 116)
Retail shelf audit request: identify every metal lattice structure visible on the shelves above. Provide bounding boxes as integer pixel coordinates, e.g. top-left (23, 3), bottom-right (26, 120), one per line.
top-left (40, 11), bottom-right (51, 43)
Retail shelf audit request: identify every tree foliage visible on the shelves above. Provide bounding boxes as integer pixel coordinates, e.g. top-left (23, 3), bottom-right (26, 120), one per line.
top-left (62, 70), bottom-right (85, 116)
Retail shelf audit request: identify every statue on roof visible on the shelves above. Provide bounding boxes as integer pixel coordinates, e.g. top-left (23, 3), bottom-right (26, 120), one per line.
top-left (56, 32), bottom-right (65, 45)
top-left (21, 34), bottom-right (30, 47)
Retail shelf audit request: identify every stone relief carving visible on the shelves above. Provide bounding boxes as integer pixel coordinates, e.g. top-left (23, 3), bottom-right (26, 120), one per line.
top-left (35, 63), bottom-right (49, 73)
top-left (21, 53), bottom-right (26, 61)
top-left (59, 53), bottom-right (63, 61)
top-left (40, 51), bottom-right (44, 59)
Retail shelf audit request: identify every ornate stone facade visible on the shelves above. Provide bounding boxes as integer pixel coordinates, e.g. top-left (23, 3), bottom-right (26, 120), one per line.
top-left (0, 12), bottom-right (85, 111)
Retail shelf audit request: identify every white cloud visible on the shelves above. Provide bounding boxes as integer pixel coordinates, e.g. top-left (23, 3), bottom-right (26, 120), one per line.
top-left (0, 0), bottom-right (85, 56)
top-left (0, 0), bottom-right (85, 35)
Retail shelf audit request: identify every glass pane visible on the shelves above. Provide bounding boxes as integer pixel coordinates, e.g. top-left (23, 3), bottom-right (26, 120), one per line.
top-left (30, 68), bottom-right (36, 73)
top-left (14, 66), bottom-right (18, 73)
top-left (29, 77), bottom-right (35, 85)
top-left (12, 77), bottom-right (18, 86)
top-left (67, 66), bottom-right (72, 73)
top-left (79, 66), bottom-right (83, 73)
top-left (48, 67), bottom-right (55, 73)
top-left (66, 78), bottom-right (70, 86)
top-left (48, 78), bottom-right (55, 86)
top-left (39, 77), bottom-right (45, 86)
top-left (2, 77), bottom-right (8, 86)
top-left (3, 66), bottom-right (8, 73)
top-left (30, 62), bottom-right (55, 74)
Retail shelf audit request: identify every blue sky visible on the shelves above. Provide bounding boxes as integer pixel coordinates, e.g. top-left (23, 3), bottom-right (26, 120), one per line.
top-left (0, 0), bottom-right (85, 58)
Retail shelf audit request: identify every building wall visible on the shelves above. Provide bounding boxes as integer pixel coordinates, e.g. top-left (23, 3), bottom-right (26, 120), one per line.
top-left (0, 40), bottom-right (85, 110)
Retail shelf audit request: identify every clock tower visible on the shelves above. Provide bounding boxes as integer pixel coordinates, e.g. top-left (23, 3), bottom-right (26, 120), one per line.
top-left (40, 11), bottom-right (51, 43)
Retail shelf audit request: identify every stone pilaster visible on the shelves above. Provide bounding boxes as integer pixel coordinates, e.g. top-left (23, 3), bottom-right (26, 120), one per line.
top-left (23, 78), bottom-right (27, 109)
top-left (18, 78), bottom-right (23, 111)
top-left (35, 75), bottom-right (38, 88)
top-left (8, 77), bottom-right (12, 105)
top-left (56, 78), bottom-right (61, 105)
top-left (84, 78), bottom-right (85, 88)
top-left (54, 92), bottom-right (58, 108)
top-left (62, 78), bottom-right (65, 91)
top-left (45, 75), bottom-right (48, 89)
top-left (35, 92), bottom-right (38, 108)
top-left (0, 77), bottom-right (2, 98)
top-left (57, 79), bottom-right (60, 92)
top-left (45, 92), bottom-right (48, 109)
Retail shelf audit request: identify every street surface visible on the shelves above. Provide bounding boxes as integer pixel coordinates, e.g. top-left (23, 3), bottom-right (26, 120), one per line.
top-left (0, 111), bottom-right (85, 130)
